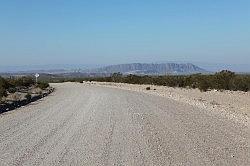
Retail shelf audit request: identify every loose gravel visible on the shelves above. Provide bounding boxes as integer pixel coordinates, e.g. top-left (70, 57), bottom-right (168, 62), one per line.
top-left (0, 82), bottom-right (249, 165)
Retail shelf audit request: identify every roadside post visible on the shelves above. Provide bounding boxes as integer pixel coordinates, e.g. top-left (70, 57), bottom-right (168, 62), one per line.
top-left (35, 73), bottom-right (40, 84)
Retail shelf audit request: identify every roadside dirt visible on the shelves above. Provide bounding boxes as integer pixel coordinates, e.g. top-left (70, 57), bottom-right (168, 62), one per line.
top-left (89, 81), bottom-right (250, 126)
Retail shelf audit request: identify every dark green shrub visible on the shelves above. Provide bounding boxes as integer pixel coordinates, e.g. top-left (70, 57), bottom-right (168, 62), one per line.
top-left (0, 77), bottom-right (8, 99)
top-left (8, 87), bottom-right (17, 93)
top-left (8, 77), bottom-right (35, 87)
top-left (36, 82), bottom-right (49, 90)
top-left (25, 93), bottom-right (32, 101)
top-left (0, 87), bottom-right (6, 99)
top-left (197, 78), bottom-right (210, 92)
top-left (46, 70), bottom-right (249, 92)
top-left (229, 76), bottom-right (250, 92)
top-left (111, 72), bottom-right (123, 82)
top-left (213, 70), bottom-right (235, 90)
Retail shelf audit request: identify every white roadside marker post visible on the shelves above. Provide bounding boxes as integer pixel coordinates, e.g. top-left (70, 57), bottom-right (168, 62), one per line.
top-left (35, 73), bottom-right (40, 84)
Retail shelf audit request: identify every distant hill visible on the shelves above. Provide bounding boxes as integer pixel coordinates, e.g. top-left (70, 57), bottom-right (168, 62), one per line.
top-left (84, 63), bottom-right (206, 75)
top-left (0, 63), bottom-right (207, 77)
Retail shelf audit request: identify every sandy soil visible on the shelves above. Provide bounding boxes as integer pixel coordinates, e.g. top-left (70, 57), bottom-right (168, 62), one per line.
top-left (87, 81), bottom-right (250, 126)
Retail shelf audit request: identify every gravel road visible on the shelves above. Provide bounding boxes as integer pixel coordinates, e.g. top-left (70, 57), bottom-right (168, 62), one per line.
top-left (0, 82), bottom-right (249, 166)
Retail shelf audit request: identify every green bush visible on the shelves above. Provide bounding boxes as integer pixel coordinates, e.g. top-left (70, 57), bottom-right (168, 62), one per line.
top-left (0, 76), bottom-right (51, 102)
top-left (0, 77), bottom-right (8, 99)
top-left (111, 72), bottom-right (123, 82)
top-left (197, 78), bottom-right (210, 92)
top-left (25, 93), bottom-right (32, 101)
top-left (7, 77), bottom-right (35, 87)
top-left (8, 87), bottom-right (17, 93)
top-left (212, 70), bottom-right (235, 90)
top-left (81, 70), bottom-right (250, 92)
top-left (32, 70), bottom-right (249, 92)
top-left (229, 75), bottom-right (250, 92)
top-left (36, 82), bottom-right (49, 90)
top-left (0, 86), bottom-right (6, 99)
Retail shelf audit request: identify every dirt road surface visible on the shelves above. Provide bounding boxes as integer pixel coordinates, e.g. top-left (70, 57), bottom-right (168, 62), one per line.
top-left (0, 82), bottom-right (249, 165)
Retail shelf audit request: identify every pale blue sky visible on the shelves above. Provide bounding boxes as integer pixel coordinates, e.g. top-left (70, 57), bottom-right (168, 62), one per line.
top-left (0, 0), bottom-right (249, 66)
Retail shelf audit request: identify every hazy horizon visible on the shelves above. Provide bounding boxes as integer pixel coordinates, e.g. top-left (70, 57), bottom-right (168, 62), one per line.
top-left (0, 1), bottom-right (249, 68)
top-left (0, 62), bottom-right (250, 73)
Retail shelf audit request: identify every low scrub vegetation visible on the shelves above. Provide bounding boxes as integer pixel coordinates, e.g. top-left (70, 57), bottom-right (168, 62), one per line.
top-left (0, 76), bottom-right (50, 100)
top-left (36, 82), bottom-right (50, 90)
top-left (36, 70), bottom-right (250, 92)
top-left (0, 77), bottom-right (8, 99)
top-left (84, 71), bottom-right (250, 92)
top-left (25, 93), bottom-right (32, 101)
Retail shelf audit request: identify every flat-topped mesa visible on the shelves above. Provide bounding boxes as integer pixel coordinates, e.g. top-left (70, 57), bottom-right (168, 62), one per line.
top-left (85, 63), bottom-right (207, 75)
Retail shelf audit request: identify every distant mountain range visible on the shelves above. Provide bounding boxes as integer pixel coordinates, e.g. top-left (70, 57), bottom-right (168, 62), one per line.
top-left (0, 63), bottom-right (207, 77)
top-left (84, 63), bottom-right (206, 75)
top-left (1, 63), bottom-right (250, 75)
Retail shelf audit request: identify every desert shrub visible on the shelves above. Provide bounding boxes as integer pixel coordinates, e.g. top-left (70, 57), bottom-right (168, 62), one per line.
top-left (111, 72), bottom-right (123, 82)
top-left (197, 78), bottom-right (210, 92)
top-left (36, 82), bottom-right (49, 90)
top-left (123, 75), bottom-right (142, 84)
top-left (25, 93), bottom-right (32, 101)
top-left (50, 70), bottom-right (250, 92)
top-left (0, 86), bottom-right (6, 99)
top-left (213, 70), bottom-right (235, 90)
top-left (0, 76), bottom-right (50, 101)
top-left (8, 87), bottom-right (17, 93)
top-left (0, 77), bottom-right (8, 98)
top-left (229, 75), bottom-right (250, 92)
top-left (8, 77), bottom-right (35, 87)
